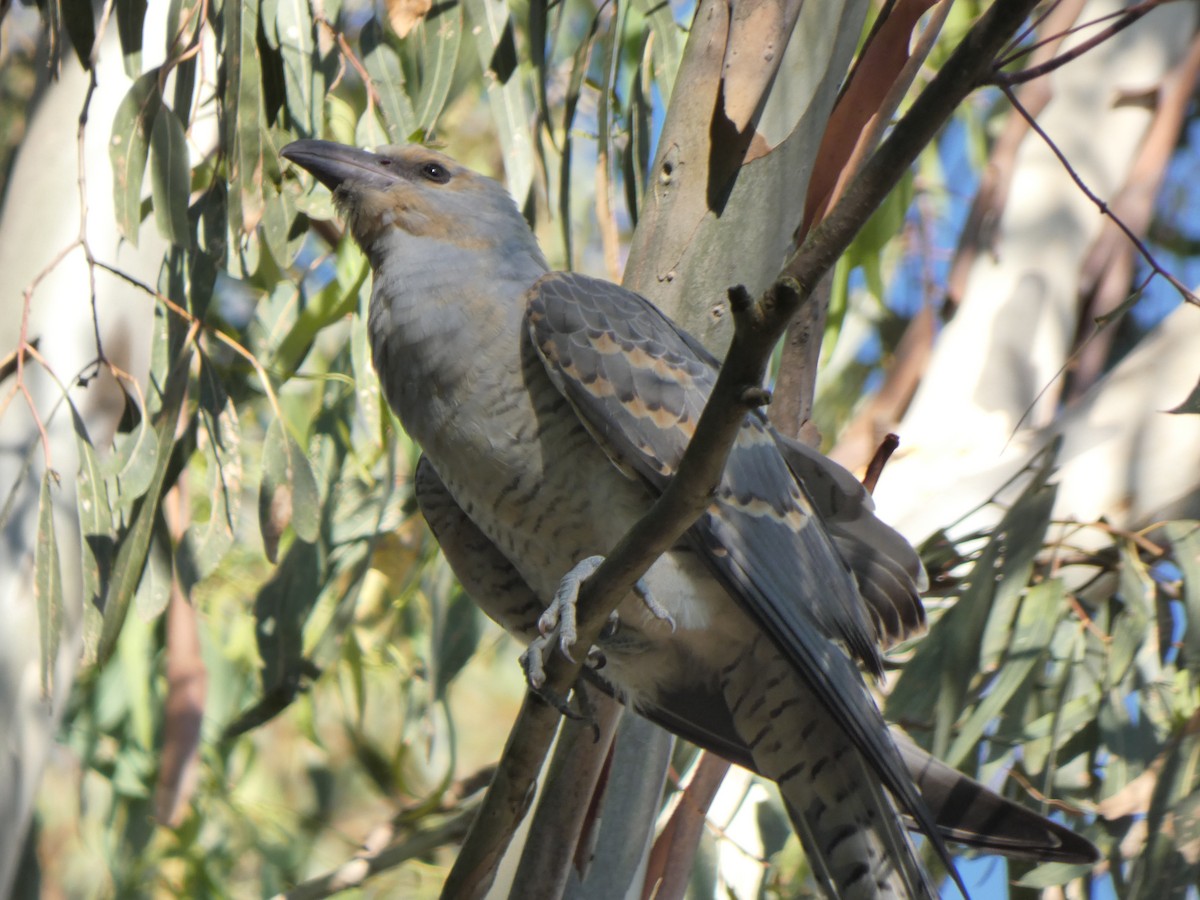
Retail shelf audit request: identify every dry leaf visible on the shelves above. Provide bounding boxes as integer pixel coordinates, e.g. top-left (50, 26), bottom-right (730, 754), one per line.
top-left (386, 0), bottom-right (432, 38)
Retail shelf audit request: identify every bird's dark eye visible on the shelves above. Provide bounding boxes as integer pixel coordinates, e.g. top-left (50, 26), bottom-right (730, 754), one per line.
top-left (421, 162), bottom-right (451, 184)
top-left (378, 157), bottom-right (392, 166)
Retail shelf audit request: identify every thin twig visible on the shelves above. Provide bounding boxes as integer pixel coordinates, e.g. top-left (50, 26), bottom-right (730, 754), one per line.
top-left (995, 0), bottom-right (1168, 82)
top-left (316, 16), bottom-right (382, 122)
top-left (15, 239), bottom-right (87, 468)
top-left (999, 84), bottom-right (1199, 307)
top-left (281, 803), bottom-right (480, 900)
top-left (94, 261), bottom-right (288, 425)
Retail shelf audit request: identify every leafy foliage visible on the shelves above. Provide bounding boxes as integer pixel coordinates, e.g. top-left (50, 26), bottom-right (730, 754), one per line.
top-left (5, 0), bottom-right (1199, 897)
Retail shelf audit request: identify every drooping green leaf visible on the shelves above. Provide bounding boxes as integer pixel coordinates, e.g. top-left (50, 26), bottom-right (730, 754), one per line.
top-left (556, 3), bottom-right (604, 267)
top-left (326, 93), bottom-right (358, 147)
top-left (258, 18), bottom-right (289, 127)
top-left (109, 71), bottom-right (162, 246)
top-left (350, 311), bottom-right (383, 449)
top-left (326, 474), bottom-right (405, 548)
top-left (944, 578), bottom-right (1065, 768)
top-left (62, 0), bottom-right (97, 68)
top-left (1015, 861), bottom-right (1096, 889)
top-left (1111, 542), bottom-right (1153, 688)
top-left (173, 55), bottom-right (198, 126)
top-left (260, 185), bottom-right (298, 268)
top-left (432, 588), bottom-right (482, 700)
top-left (847, 171), bottom-right (914, 306)
top-left (259, 417), bottom-right (320, 563)
top-left (35, 471), bottom-right (64, 701)
top-left (260, 126), bottom-right (306, 267)
top-left (250, 539), bottom-right (323, 708)
top-left (96, 344), bottom-right (194, 666)
top-left (116, 0), bottom-right (149, 77)
top-left (978, 480), bottom-right (1059, 669)
top-left (1020, 691), bottom-right (1101, 774)
top-left (100, 308), bottom-right (171, 525)
top-left (187, 359), bottom-right (243, 580)
top-left (1166, 521), bottom-right (1200, 673)
top-left (355, 108), bottom-right (388, 149)
top-left (361, 21), bottom-right (417, 143)
top-left (275, 0), bottom-right (319, 134)
top-left (271, 236), bottom-right (368, 374)
top-left (150, 104), bottom-right (191, 246)
top-left (622, 31), bottom-right (654, 227)
top-left (71, 405), bottom-right (115, 617)
top-left (1126, 728), bottom-right (1200, 898)
top-left (464, 0), bottom-right (535, 208)
top-left (134, 527), bottom-right (172, 622)
top-left (631, 0), bottom-right (682, 104)
top-left (165, 0), bottom-right (203, 59)
top-left (225, 0), bottom-right (266, 236)
top-left (411, 0), bottom-right (463, 133)
top-left (889, 446), bottom-right (1059, 755)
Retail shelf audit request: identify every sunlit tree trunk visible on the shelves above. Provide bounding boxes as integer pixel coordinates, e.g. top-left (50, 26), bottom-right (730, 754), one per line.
top-left (869, 0), bottom-right (1200, 543)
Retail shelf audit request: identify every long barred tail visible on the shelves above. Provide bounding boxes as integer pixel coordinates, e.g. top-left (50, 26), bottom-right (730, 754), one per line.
top-left (720, 633), bottom-right (936, 900)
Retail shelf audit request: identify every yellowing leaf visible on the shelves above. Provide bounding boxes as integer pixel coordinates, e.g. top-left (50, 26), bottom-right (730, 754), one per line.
top-left (386, 0), bottom-right (432, 38)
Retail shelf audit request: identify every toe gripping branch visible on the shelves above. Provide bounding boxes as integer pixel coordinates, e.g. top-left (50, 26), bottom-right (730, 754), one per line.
top-left (520, 555), bottom-right (674, 726)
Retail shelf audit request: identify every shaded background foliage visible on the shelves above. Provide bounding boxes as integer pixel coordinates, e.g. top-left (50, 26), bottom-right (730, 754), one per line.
top-left (0, 0), bottom-right (1198, 897)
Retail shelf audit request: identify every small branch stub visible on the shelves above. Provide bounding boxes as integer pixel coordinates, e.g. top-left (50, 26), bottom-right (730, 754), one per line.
top-left (726, 283), bottom-right (753, 313)
top-left (862, 432), bottom-right (900, 494)
top-left (742, 386), bottom-right (772, 408)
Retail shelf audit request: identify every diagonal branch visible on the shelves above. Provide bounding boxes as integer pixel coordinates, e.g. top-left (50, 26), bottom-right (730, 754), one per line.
top-left (441, 1), bottom-right (1044, 896)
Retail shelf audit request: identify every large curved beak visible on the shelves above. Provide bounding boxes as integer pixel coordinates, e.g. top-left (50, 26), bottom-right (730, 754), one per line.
top-left (281, 140), bottom-right (397, 192)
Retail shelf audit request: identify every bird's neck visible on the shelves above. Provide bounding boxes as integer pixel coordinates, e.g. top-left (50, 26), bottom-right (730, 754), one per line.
top-left (366, 232), bottom-right (547, 447)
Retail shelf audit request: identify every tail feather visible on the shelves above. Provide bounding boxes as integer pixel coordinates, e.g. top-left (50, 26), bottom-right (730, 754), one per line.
top-left (896, 738), bottom-right (1099, 864)
top-left (721, 634), bottom-right (936, 899)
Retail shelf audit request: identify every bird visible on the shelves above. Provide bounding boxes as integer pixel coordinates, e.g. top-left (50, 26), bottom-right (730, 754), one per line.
top-left (280, 139), bottom-right (1098, 898)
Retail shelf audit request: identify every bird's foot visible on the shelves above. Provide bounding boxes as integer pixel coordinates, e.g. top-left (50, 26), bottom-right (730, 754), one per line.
top-left (521, 610), bottom-right (615, 693)
top-left (522, 554), bottom-right (672, 692)
top-left (534, 555), bottom-right (673, 668)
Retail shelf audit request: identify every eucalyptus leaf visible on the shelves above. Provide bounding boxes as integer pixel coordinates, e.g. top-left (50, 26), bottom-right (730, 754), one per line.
top-left (271, 237), bottom-right (368, 374)
top-left (275, 0), bottom-right (320, 135)
top-left (116, 0), bottom-right (148, 77)
top-left (944, 578), bottom-right (1065, 768)
top-left (150, 104), bottom-right (192, 246)
top-left (432, 589), bottom-right (482, 699)
top-left (109, 71), bottom-right (162, 246)
top-left (631, 0), bottom-right (682, 103)
top-left (225, 0), bottom-right (266, 236)
top-left (188, 360), bottom-right (243, 579)
top-left (1165, 521), bottom-right (1200, 672)
top-left (35, 471), bottom-right (64, 700)
top-left (259, 417), bottom-right (320, 563)
top-left (62, 0), bottom-right (97, 68)
top-left (411, 0), bottom-right (463, 133)
top-left (362, 21), bottom-right (417, 143)
top-left (464, 0), bottom-right (535, 208)
top-left (1014, 861), bottom-right (1095, 889)
top-left (134, 529), bottom-right (172, 622)
top-left (96, 345), bottom-right (194, 666)
top-left (72, 405), bottom-right (115, 614)
top-left (253, 539), bottom-right (322, 696)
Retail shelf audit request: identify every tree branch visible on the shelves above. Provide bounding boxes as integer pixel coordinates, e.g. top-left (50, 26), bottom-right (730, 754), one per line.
top-left (441, 1), bottom-right (1044, 896)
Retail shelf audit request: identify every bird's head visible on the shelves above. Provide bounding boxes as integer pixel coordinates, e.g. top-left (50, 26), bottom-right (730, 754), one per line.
top-left (281, 140), bottom-right (543, 270)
